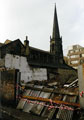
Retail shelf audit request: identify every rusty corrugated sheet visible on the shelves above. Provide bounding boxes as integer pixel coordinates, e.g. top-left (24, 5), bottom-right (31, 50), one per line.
top-left (23, 90), bottom-right (41, 113)
top-left (56, 95), bottom-right (77, 120)
top-left (30, 90), bottom-right (51, 115)
top-left (17, 89), bottom-right (31, 109)
top-left (17, 83), bottom-right (79, 120)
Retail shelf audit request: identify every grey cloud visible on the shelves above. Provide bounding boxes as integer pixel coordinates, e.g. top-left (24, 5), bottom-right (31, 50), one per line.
top-left (0, 0), bottom-right (84, 54)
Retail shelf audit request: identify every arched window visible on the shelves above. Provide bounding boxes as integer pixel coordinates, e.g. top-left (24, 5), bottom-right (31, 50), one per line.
top-left (52, 44), bottom-right (54, 52)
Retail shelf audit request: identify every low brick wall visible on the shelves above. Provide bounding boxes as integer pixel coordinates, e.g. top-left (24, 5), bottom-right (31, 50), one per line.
top-left (0, 69), bottom-right (19, 106)
top-left (2, 83), bottom-right (14, 101)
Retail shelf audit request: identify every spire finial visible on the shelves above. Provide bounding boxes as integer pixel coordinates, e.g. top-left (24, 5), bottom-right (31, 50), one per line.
top-left (52, 3), bottom-right (60, 39)
top-left (26, 36), bottom-right (28, 41)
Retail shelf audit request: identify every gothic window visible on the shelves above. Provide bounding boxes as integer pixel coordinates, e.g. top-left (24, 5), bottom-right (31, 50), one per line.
top-left (52, 44), bottom-right (54, 52)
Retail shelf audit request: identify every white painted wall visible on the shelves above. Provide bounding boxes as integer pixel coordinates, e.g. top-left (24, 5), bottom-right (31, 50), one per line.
top-left (5, 54), bottom-right (47, 83)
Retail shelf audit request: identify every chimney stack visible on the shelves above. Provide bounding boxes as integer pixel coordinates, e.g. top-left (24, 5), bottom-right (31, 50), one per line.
top-left (24, 36), bottom-right (29, 47)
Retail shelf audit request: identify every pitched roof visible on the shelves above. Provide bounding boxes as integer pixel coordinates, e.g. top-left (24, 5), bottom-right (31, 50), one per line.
top-left (0, 39), bottom-right (25, 49)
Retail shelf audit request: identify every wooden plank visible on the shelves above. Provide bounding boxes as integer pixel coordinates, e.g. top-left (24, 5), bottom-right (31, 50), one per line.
top-left (25, 85), bottom-right (78, 96)
top-left (22, 95), bottom-right (80, 107)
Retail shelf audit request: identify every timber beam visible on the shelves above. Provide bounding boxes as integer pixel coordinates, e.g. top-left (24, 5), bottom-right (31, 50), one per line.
top-left (25, 85), bottom-right (78, 96)
top-left (22, 95), bottom-right (80, 108)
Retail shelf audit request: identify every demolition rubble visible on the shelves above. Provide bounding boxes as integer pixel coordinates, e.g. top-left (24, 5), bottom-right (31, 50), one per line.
top-left (0, 4), bottom-right (84, 120)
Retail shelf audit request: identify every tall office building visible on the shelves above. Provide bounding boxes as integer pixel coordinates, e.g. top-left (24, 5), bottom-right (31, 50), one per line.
top-left (67, 45), bottom-right (84, 69)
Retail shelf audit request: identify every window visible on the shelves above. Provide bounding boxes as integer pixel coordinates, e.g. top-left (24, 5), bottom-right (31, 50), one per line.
top-left (70, 55), bottom-right (79, 58)
top-left (70, 50), bottom-right (74, 53)
top-left (71, 60), bottom-right (79, 64)
top-left (52, 44), bottom-right (54, 52)
top-left (74, 67), bottom-right (77, 69)
top-left (80, 60), bottom-right (84, 64)
top-left (75, 49), bottom-right (79, 52)
top-left (81, 54), bottom-right (84, 57)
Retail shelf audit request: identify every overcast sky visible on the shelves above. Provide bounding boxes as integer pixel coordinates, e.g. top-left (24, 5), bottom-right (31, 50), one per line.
top-left (0, 0), bottom-right (84, 56)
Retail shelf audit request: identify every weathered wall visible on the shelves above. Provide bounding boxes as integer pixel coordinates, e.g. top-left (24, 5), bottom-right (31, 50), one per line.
top-left (5, 54), bottom-right (47, 83)
top-left (57, 68), bottom-right (77, 85)
top-left (78, 64), bottom-right (84, 108)
top-left (0, 39), bottom-right (25, 58)
top-left (0, 69), bottom-right (19, 105)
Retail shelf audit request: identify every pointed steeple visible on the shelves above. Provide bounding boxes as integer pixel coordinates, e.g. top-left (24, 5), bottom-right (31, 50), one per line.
top-left (50, 4), bottom-right (64, 64)
top-left (52, 4), bottom-right (60, 39)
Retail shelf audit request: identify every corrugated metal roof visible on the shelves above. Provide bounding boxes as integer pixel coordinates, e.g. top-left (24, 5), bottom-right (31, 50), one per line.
top-left (17, 83), bottom-right (79, 120)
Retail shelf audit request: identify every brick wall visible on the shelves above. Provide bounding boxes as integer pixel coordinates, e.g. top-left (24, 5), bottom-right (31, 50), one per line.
top-left (0, 69), bottom-right (20, 106)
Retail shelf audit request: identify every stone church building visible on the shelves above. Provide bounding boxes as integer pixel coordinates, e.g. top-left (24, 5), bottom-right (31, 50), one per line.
top-left (0, 5), bottom-right (77, 86)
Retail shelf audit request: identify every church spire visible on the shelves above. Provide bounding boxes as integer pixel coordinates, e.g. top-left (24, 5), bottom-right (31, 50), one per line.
top-left (52, 4), bottom-right (60, 39)
top-left (50, 4), bottom-right (64, 64)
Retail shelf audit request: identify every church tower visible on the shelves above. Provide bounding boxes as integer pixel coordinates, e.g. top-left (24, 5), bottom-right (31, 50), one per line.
top-left (50, 4), bottom-right (63, 63)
